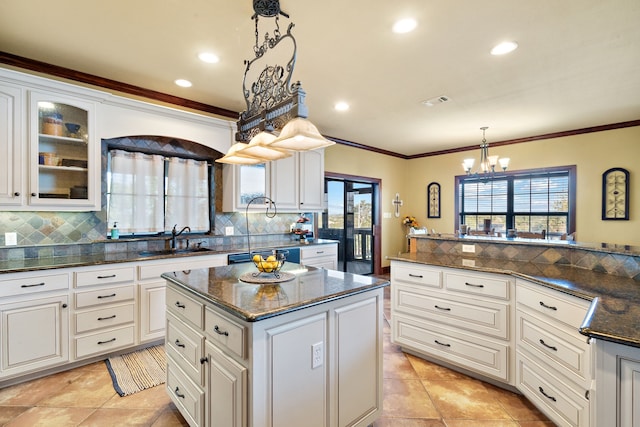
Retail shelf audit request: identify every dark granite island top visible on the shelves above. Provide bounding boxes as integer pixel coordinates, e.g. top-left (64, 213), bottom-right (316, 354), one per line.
top-left (389, 252), bottom-right (640, 348)
top-left (161, 262), bottom-right (390, 322)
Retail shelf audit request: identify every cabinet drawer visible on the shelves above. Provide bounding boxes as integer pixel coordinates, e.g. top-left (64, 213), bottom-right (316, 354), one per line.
top-left (166, 286), bottom-right (203, 328)
top-left (393, 313), bottom-right (509, 381)
top-left (167, 359), bottom-right (204, 427)
top-left (300, 244), bottom-right (338, 260)
top-left (75, 285), bottom-right (135, 309)
top-left (139, 256), bottom-right (226, 281)
top-left (517, 311), bottom-right (591, 387)
top-left (516, 281), bottom-right (589, 329)
top-left (166, 312), bottom-right (205, 386)
top-left (205, 307), bottom-right (246, 359)
top-left (516, 350), bottom-right (589, 427)
top-left (74, 325), bottom-right (135, 359)
top-left (0, 272), bottom-right (69, 298)
top-left (392, 263), bottom-right (442, 289)
top-left (74, 303), bottom-right (135, 334)
top-left (394, 284), bottom-right (509, 339)
top-left (445, 271), bottom-right (510, 300)
top-left (75, 266), bottom-right (135, 288)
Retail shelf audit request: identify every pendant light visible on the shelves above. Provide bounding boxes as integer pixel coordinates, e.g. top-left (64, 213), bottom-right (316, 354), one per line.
top-left (462, 127), bottom-right (509, 178)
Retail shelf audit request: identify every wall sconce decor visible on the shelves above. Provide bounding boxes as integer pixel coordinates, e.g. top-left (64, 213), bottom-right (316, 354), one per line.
top-left (602, 167), bottom-right (629, 220)
top-left (427, 182), bottom-right (441, 218)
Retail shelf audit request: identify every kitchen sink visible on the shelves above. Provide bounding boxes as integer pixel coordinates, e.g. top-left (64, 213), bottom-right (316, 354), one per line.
top-left (138, 247), bottom-right (213, 257)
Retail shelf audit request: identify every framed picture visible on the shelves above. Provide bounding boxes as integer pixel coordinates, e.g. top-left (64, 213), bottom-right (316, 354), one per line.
top-left (602, 167), bottom-right (629, 220)
top-left (427, 182), bottom-right (441, 218)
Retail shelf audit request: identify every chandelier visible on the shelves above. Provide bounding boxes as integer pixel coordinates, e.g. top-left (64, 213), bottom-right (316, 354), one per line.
top-left (216, 0), bottom-right (334, 165)
top-left (462, 127), bottom-right (509, 178)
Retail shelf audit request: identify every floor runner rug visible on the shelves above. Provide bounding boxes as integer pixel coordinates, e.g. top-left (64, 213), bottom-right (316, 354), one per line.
top-left (105, 345), bottom-right (166, 396)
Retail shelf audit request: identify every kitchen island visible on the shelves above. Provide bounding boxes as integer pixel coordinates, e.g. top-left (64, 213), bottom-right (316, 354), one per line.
top-left (162, 262), bottom-right (388, 427)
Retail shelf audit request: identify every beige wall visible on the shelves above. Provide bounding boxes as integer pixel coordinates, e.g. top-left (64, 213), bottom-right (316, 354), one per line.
top-left (325, 126), bottom-right (640, 267)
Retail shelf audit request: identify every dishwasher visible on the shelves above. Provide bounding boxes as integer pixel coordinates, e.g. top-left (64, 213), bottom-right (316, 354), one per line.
top-left (227, 247), bottom-right (300, 265)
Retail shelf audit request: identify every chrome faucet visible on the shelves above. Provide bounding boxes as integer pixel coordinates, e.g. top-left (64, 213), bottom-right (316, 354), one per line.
top-left (171, 224), bottom-right (191, 249)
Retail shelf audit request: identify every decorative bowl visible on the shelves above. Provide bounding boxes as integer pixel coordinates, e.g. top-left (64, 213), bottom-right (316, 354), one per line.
top-left (251, 250), bottom-right (288, 277)
top-left (65, 123), bottom-right (81, 135)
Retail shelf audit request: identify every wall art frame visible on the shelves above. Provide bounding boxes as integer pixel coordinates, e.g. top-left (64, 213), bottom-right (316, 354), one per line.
top-left (602, 167), bottom-right (629, 220)
top-left (427, 182), bottom-right (441, 218)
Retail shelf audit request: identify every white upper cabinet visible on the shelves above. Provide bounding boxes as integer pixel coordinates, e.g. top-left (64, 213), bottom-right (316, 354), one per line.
top-left (0, 83), bottom-right (23, 206)
top-left (270, 149), bottom-right (325, 212)
top-left (28, 91), bottom-right (99, 210)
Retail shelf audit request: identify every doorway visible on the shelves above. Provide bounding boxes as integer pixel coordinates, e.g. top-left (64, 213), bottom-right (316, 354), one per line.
top-left (318, 174), bottom-right (381, 275)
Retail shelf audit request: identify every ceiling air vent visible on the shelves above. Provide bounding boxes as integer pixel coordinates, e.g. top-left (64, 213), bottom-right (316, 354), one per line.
top-left (421, 96), bottom-right (450, 107)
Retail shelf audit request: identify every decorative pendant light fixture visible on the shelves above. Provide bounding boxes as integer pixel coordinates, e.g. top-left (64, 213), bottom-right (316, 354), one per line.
top-left (216, 0), bottom-right (334, 165)
top-left (462, 127), bottom-right (509, 178)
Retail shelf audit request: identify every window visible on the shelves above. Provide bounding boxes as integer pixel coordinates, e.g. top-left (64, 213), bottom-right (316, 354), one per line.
top-left (107, 149), bottom-right (210, 235)
top-left (456, 166), bottom-right (576, 238)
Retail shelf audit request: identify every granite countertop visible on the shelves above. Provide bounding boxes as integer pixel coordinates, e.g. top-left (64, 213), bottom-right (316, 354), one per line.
top-left (0, 240), bottom-right (338, 274)
top-left (162, 263), bottom-right (389, 322)
top-left (390, 252), bottom-right (640, 348)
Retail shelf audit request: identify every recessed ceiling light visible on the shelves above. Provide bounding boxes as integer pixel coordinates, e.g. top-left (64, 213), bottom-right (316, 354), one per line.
top-left (392, 18), bottom-right (417, 34)
top-left (335, 102), bottom-right (349, 111)
top-left (198, 52), bottom-right (220, 64)
top-left (175, 79), bottom-right (192, 88)
top-left (491, 41), bottom-right (518, 55)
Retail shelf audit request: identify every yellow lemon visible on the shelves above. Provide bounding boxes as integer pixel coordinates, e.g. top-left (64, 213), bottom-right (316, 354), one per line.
top-left (252, 254), bottom-right (261, 263)
top-left (266, 255), bottom-right (276, 262)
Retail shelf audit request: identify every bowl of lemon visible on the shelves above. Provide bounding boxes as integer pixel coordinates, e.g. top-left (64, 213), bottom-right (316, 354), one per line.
top-left (251, 250), bottom-right (288, 277)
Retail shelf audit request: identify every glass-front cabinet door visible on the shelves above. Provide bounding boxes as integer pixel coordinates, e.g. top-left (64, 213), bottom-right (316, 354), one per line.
top-left (29, 91), bottom-right (99, 210)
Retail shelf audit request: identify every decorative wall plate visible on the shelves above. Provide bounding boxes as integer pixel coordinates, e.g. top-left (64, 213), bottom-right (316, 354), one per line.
top-left (602, 167), bottom-right (629, 220)
top-left (427, 182), bottom-right (441, 218)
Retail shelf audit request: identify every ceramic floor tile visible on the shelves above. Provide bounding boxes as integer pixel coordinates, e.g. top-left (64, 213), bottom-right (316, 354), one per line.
top-left (78, 407), bottom-right (165, 426)
top-left (443, 420), bottom-right (519, 427)
top-left (422, 377), bottom-right (512, 421)
top-left (150, 405), bottom-right (190, 427)
top-left (38, 368), bottom-right (117, 408)
top-left (406, 354), bottom-right (469, 381)
top-left (516, 422), bottom-right (556, 427)
top-left (384, 351), bottom-right (419, 379)
top-left (382, 378), bottom-right (440, 419)
top-left (0, 406), bottom-right (30, 425)
top-left (0, 369), bottom-right (84, 406)
top-left (4, 406), bottom-right (95, 427)
top-left (373, 418), bottom-right (445, 427)
top-left (484, 383), bottom-right (550, 422)
top-left (101, 384), bottom-right (171, 409)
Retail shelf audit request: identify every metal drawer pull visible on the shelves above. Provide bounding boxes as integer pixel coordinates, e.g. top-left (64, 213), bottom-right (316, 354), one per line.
top-left (435, 305), bottom-right (451, 311)
top-left (21, 282), bottom-right (45, 288)
top-left (200, 357), bottom-right (208, 364)
top-left (175, 301), bottom-right (186, 309)
top-left (175, 339), bottom-right (186, 348)
top-left (98, 315), bottom-right (116, 321)
top-left (408, 274), bottom-right (423, 278)
top-left (174, 387), bottom-right (185, 399)
top-left (214, 325), bottom-right (229, 336)
top-left (539, 339), bottom-right (558, 351)
top-left (434, 340), bottom-right (451, 347)
top-left (97, 274), bottom-right (117, 279)
top-left (316, 251), bottom-right (324, 254)
top-left (98, 338), bottom-right (116, 345)
top-left (539, 301), bottom-right (558, 311)
top-left (97, 293), bottom-right (116, 299)
top-left (464, 282), bottom-right (484, 288)
top-left (538, 386), bottom-right (557, 402)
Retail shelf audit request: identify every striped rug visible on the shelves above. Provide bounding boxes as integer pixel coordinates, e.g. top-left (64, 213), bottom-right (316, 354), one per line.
top-left (105, 345), bottom-right (166, 397)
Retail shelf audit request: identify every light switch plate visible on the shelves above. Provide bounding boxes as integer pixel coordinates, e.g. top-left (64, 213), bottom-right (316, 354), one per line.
top-left (312, 342), bottom-right (323, 369)
top-left (225, 226), bottom-right (234, 236)
top-left (5, 232), bottom-right (17, 246)
top-left (462, 244), bottom-right (475, 253)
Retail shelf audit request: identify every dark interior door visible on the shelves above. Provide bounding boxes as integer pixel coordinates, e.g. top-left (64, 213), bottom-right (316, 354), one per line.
top-left (319, 178), bottom-right (376, 274)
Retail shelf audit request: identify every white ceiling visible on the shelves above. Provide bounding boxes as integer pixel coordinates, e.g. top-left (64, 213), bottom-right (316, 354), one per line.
top-left (1, 0), bottom-right (639, 156)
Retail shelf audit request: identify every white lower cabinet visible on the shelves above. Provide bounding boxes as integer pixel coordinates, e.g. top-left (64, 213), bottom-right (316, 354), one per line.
top-left (595, 339), bottom-right (640, 427)
top-left (515, 278), bottom-right (592, 427)
top-left (0, 293), bottom-right (70, 378)
top-left (391, 260), bottom-right (513, 383)
top-left (166, 280), bottom-right (383, 427)
top-left (300, 243), bottom-right (338, 270)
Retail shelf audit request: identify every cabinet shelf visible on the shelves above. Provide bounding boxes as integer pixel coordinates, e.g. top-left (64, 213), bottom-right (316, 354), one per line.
top-left (39, 165), bottom-right (88, 173)
top-left (39, 133), bottom-right (87, 145)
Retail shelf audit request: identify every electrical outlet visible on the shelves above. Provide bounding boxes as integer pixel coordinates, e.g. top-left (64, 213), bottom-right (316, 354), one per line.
top-left (225, 226), bottom-right (234, 236)
top-left (462, 244), bottom-right (475, 253)
top-left (462, 258), bottom-right (476, 267)
top-left (5, 232), bottom-right (17, 246)
top-left (312, 342), bottom-right (323, 369)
